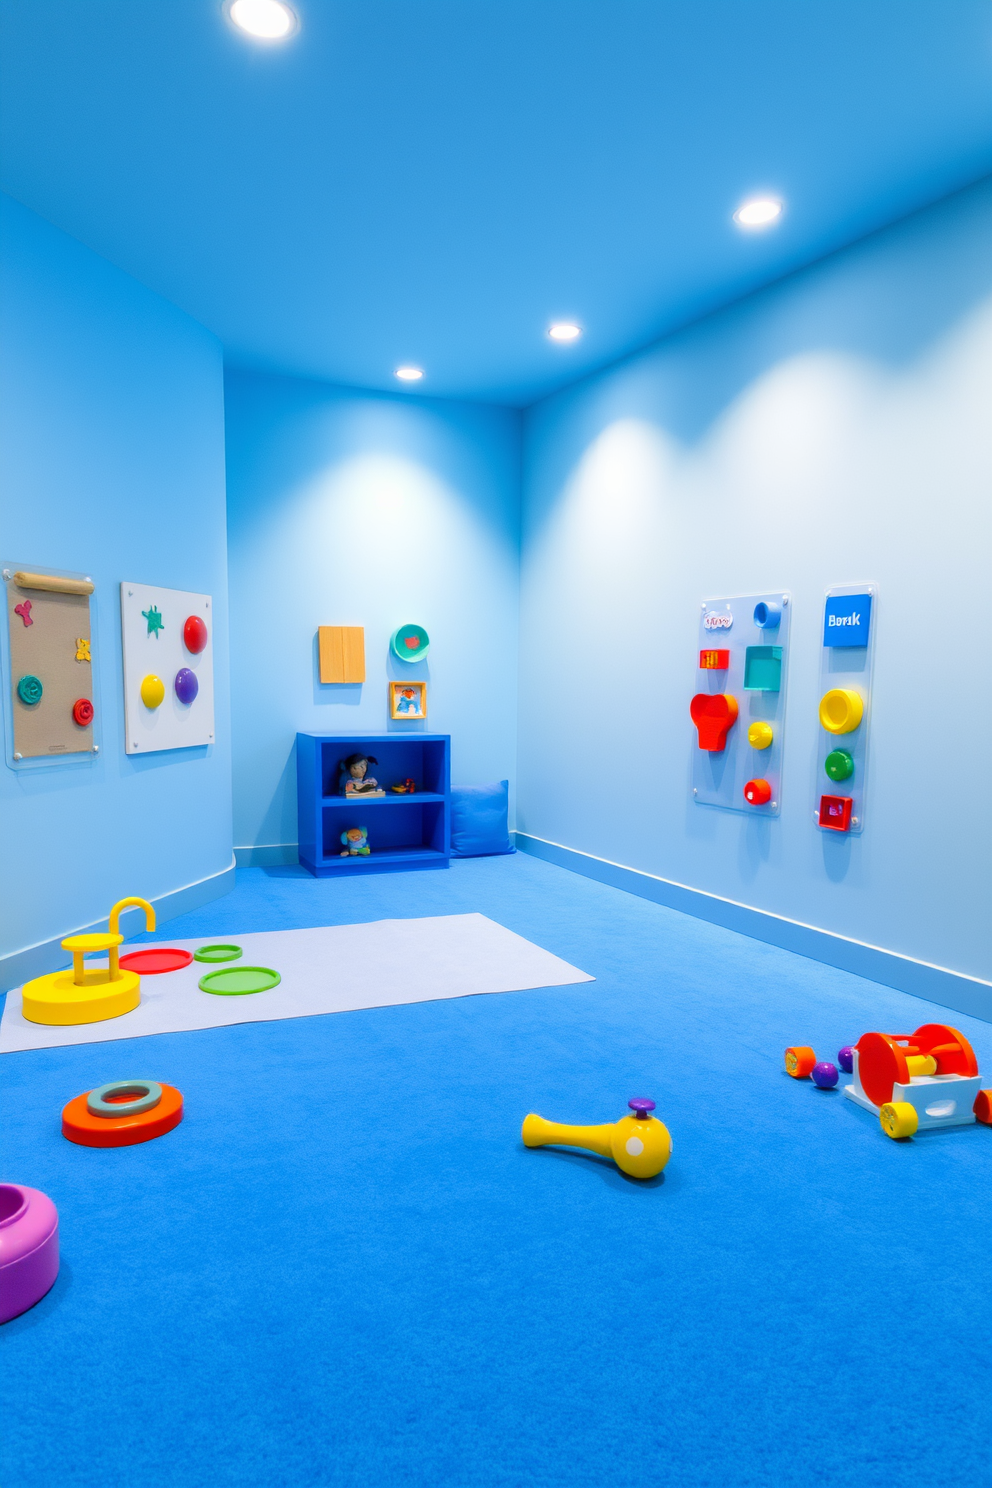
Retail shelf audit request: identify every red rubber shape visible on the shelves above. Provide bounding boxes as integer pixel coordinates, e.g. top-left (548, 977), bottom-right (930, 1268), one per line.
top-left (819, 794), bottom-right (853, 831)
top-left (690, 693), bottom-right (739, 752)
top-left (72, 697), bottom-right (94, 726)
top-left (183, 615), bottom-right (208, 654)
top-left (743, 778), bottom-right (772, 805)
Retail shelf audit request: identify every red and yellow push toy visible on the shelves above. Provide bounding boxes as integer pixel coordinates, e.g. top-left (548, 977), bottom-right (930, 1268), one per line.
top-left (786, 1023), bottom-right (992, 1139)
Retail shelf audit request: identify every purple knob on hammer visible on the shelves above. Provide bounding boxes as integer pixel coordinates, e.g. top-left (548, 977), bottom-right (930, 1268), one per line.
top-left (628, 1098), bottom-right (656, 1120)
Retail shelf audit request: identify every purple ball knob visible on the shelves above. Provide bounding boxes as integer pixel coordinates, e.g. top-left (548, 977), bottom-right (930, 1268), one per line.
top-left (811, 1062), bottom-right (839, 1089)
top-left (628, 1098), bottom-right (656, 1119)
top-left (837, 1046), bottom-right (854, 1074)
top-left (174, 668), bottom-right (199, 705)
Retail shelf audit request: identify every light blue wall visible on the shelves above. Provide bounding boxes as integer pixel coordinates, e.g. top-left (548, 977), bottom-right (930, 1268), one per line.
top-left (518, 180), bottom-right (992, 984)
top-left (0, 194), bottom-right (232, 971)
top-left (224, 370), bottom-right (520, 857)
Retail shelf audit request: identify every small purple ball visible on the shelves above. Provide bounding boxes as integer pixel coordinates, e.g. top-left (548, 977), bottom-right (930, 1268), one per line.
top-left (811, 1061), bottom-right (839, 1089)
top-left (174, 667), bottom-right (199, 706)
top-left (837, 1046), bottom-right (854, 1074)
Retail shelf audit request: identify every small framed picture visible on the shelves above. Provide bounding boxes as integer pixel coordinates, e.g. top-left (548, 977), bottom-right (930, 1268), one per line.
top-left (389, 680), bottom-right (427, 720)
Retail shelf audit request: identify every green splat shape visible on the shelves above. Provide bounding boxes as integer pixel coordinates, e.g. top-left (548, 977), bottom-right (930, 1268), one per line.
top-left (142, 604), bottom-right (165, 638)
top-left (744, 646), bottom-right (782, 691)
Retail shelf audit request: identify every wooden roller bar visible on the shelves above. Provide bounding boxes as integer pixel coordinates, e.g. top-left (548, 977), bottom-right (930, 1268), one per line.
top-left (12, 571), bottom-right (94, 595)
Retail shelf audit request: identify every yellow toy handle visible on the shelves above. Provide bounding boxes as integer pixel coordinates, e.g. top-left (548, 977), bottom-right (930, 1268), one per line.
top-left (107, 898), bottom-right (156, 980)
top-left (522, 1113), bottom-right (616, 1159)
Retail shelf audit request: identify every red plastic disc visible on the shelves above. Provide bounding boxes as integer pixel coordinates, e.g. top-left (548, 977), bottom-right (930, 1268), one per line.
top-left (855, 1032), bottom-right (908, 1108)
top-left (183, 615), bottom-right (208, 654)
top-left (118, 947), bottom-right (193, 975)
top-left (62, 1083), bottom-right (183, 1147)
top-left (72, 697), bottom-right (94, 726)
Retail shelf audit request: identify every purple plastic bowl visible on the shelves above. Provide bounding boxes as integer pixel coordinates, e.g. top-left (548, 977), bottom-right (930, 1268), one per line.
top-left (0, 1184), bottom-right (59, 1324)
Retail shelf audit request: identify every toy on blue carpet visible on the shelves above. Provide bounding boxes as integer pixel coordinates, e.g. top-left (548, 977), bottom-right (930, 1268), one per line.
top-left (62, 1080), bottom-right (184, 1147)
top-left (787, 1025), bottom-right (992, 1139)
top-left (21, 896), bottom-right (155, 1027)
top-left (340, 826), bottom-right (370, 856)
top-left (522, 1097), bottom-right (672, 1179)
top-left (0, 1184), bottom-right (59, 1323)
top-left (785, 1047), bottom-right (839, 1086)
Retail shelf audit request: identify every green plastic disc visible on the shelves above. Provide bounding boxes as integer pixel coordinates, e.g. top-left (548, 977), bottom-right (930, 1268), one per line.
top-left (824, 749), bottom-right (854, 783)
top-left (197, 966), bottom-right (281, 996)
top-left (17, 674), bottom-right (43, 706)
top-left (193, 943), bottom-right (243, 963)
top-left (389, 624), bottom-right (430, 662)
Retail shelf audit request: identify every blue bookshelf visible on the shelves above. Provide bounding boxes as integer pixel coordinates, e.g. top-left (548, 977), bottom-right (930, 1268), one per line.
top-left (296, 733), bottom-right (451, 877)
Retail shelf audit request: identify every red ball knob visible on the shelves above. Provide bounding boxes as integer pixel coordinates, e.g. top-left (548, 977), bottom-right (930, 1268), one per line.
top-left (743, 777), bottom-right (772, 805)
top-left (183, 615), bottom-right (208, 654)
top-left (72, 697), bottom-right (94, 726)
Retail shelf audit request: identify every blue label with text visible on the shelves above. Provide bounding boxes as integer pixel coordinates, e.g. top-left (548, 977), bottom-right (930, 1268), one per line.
top-left (823, 593), bottom-right (871, 647)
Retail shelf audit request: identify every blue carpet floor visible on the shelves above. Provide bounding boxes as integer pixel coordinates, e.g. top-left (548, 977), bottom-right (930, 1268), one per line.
top-left (2, 854), bottom-right (990, 1488)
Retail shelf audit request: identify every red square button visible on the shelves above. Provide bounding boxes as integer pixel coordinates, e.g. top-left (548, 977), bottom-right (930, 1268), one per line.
top-left (819, 794), bottom-right (853, 831)
top-left (699, 649), bottom-right (730, 671)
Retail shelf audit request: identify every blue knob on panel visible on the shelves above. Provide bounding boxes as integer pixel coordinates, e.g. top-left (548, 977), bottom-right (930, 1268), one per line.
top-left (753, 601), bottom-right (781, 629)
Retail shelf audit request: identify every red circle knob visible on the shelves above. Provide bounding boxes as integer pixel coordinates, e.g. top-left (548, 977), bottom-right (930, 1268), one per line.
top-left (183, 615), bottom-right (208, 654)
top-left (72, 697), bottom-right (94, 726)
top-left (743, 777), bottom-right (772, 805)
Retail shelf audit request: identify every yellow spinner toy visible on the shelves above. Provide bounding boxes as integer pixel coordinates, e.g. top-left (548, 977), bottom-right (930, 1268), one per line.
top-left (21, 897), bottom-right (156, 1026)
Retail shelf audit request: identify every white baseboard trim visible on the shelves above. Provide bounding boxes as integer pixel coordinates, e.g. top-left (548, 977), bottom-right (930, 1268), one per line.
top-left (514, 832), bottom-right (992, 1024)
top-left (0, 857), bottom-right (237, 992)
top-left (234, 843), bottom-right (299, 867)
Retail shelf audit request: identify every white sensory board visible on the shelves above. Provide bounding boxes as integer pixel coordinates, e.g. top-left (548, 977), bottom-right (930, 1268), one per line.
top-left (121, 582), bottom-right (215, 754)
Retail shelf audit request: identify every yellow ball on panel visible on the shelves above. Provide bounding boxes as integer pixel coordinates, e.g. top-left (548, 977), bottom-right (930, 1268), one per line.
top-left (748, 721), bottom-right (773, 749)
top-left (141, 674), bottom-right (165, 709)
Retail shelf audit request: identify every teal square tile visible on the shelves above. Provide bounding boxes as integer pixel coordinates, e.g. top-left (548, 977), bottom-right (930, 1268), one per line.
top-left (744, 645), bottom-right (782, 691)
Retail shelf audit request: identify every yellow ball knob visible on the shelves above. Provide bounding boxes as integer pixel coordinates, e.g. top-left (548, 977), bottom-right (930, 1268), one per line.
top-left (748, 721), bottom-right (773, 749)
top-left (140, 674), bottom-right (165, 709)
top-left (610, 1114), bottom-right (672, 1179)
top-left (819, 688), bottom-right (863, 734)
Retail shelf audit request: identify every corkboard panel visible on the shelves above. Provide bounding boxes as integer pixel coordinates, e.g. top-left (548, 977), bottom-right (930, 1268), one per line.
top-left (318, 626), bottom-right (365, 683)
top-left (6, 577), bottom-right (94, 759)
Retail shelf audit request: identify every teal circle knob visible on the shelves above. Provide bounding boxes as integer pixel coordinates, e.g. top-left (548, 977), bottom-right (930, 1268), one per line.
top-left (824, 748), bottom-right (854, 782)
top-left (17, 674), bottom-right (43, 706)
top-left (390, 624), bottom-right (430, 662)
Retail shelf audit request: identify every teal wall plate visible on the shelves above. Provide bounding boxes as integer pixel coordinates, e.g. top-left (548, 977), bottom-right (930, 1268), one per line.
top-left (390, 624), bottom-right (430, 662)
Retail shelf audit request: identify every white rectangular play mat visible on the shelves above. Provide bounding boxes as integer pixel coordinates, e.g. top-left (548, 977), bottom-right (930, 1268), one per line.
top-left (0, 914), bottom-right (594, 1052)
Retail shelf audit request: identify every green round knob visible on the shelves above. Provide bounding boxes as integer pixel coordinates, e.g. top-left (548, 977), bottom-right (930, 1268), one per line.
top-left (824, 748), bottom-right (854, 782)
top-left (17, 674), bottom-right (43, 706)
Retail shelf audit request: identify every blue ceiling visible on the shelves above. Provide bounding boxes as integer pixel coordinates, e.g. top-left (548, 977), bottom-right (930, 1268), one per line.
top-left (1, 1), bottom-right (990, 406)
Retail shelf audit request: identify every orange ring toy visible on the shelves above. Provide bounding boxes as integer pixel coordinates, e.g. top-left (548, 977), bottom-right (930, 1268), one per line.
top-left (62, 1083), bottom-right (183, 1147)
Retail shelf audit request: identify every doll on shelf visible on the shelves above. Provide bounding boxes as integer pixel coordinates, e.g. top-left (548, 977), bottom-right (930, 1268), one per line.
top-left (339, 752), bottom-right (385, 797)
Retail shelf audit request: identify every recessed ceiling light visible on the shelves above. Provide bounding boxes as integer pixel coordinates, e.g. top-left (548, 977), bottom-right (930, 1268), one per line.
top-left (733, 197), bottom-right (783, 229)
top-left (226, 0), bottom-right (298, 40)
top-left (548, 322), bottom-right (582, 342)
top-left (395, 366), bottom-right (424, 382)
